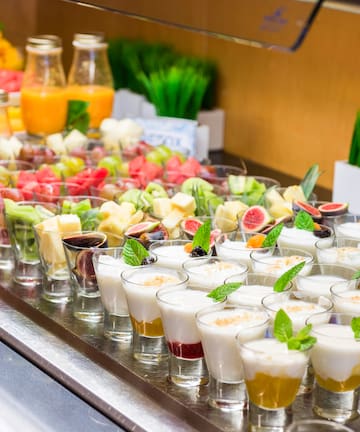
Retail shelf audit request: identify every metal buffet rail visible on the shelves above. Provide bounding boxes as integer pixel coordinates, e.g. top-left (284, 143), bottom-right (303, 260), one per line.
top-left (1, 263), bottom-right (360, 431)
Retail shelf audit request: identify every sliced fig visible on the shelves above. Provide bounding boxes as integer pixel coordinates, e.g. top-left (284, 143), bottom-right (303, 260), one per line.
top-left (318, 202), bottom-right (348, 216)
top-left (240, 205), bottom-right (273, 233)
top-left (180, 217), bottom-right (204, 239)
top-left (261, 215), bottom-right (293, 234)
top-left (75, 250), bottom-right (97, 283)
top-left (139, 229), bottom-right (168, 249)
top-left (125, 221), bottom-right (160, 238)
top-left (292, 200), bottom-right (322, 220)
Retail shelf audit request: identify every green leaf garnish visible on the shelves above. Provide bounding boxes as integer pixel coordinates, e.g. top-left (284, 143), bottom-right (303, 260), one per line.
top-left (300, 163), bottom-right (321, 200)
top-left (262, 223), bottom-right (284, 248)
top-left (66, 100), bottom-right (90, 134)
top-left (351, 317), bottom-right (360, 339)
top-left (273, 261), bottom-right (306, 292)
top-left (123, 239), bottom-right (149, 266)
top-left (294, 210), bottom-right (315, 231)
top-left (207, 282), bottom-right (242, 302)
top-left (274, 308), bottom-right (292, 342)
top-left (352, 270), bottom-right (360, 280)
top-left (192, 219), bottom-right (211, 253)
top-left (274, 309), bottom-right (317, 351)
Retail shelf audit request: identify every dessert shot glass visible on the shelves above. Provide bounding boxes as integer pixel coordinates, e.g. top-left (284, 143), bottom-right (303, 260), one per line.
top-left (92, 248), bottom-right (133, 341)
top-left (316, 236), bottom-right (360, 269)
top-left (182, 256), bottom-right (248, 291)
top-left (5, 200), bottom-right (58, 285)
top-left (307, 312), bottom-right (360, 423)
top-left (295, 263), bottom-right (356, 299)
top-left (250, 246), bottom-right (314, 277)
top-left (330, 279), bottom-right (360, 314)
top-left (238, 336), bottom-right (311, 431)
top-left (62, 230), bottom-right (108, 322)
top-left (196, 303), bottom-right (269, 411)
top-left (156, 285), bottom-right (215, 387)
top-left (121, 266), bottom-right (188, 364)
top-left (225, 272), bottom-right (292, 307)
top-left (334, 214), bottom-right (360, 240)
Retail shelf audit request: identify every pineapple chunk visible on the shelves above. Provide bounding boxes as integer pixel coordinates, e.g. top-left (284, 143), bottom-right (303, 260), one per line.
top-left (162, 208), bottom-right (185, 232)
top-left (223, 201), bottom-right (248, 220)
top-left (283, 186), bottom-right (306, 203)
top-left (171, 192), bottom-right (196, 215)
top-left (152, 197), bottom-right (172, 218)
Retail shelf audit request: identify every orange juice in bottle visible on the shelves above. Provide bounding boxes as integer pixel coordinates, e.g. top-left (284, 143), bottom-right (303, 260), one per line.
top-left (67, 33), bottom-right (114, 133)
top-left (21, 35), bottom-right (67, 137)
top-left (66, 85), bottom-right (114, 130)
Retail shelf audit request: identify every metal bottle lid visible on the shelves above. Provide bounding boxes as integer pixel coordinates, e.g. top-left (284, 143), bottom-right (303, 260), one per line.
top-left (26, 35), bottom-right (62, 50)
top-left (73, 32), bottom-right (106, 48)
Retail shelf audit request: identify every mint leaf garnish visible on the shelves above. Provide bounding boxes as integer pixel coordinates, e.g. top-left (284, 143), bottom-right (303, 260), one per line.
top-left (352, 270), bottom-right (360, 280)
top-left (123, 239), bottom-right (149, 266)
top-left (351, 317), bottom-right (360, 339)
top-left (273, 261), bottom-right (306, 292)
top-left (66, 100), bottom-right (90, 134)
top-left (192, 219), bottom-right (211, 253)
top-left (207, 282), bottom-right (242, 302)
top-left (274, 308), bottom-right (293, 342)
top-left (294, 210), bottom-right (315, 231)
top-left (262, 223), bottom-right (284, 248)
top-left (274, 309), bottom-right (317, 351)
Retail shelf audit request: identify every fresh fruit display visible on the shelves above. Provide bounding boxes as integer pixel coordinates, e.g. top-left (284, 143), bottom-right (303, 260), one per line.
top-left (227, 175), bottom-right (270, 205)
top-left (213, 200), bottom-right (248, 232)
top-left (124, 220), bottom-right (169, 248)
top-left (180, 177), bottom-right (223, 216)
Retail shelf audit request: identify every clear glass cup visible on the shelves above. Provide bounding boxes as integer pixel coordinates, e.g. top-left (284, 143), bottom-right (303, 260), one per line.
top-left (90, 177), bottom-right (140, 200)
top-left (67, 32), bottom-right (114, 133)
top-left (307, 312), bottom-right (360, 423)
top-left (121, 266), bottom-right (188, 363)
top-left (21, 35), bottom-right (67, 137)
top-left (182, 256), bottom-right (248, 291)
top-left (156, 285), bottom-right (215, 387)
top-left (199, 163), bottom-right (247, 187)
top-left (149, 239), bottom-right (212, 270)
top-left (330, 279), bottom-right (360, 314)
top-left (0, 89), bottom-right (12, 138)
top-left (226, 175), bottom-right (281, 205)
top-left (316, 236), bottom-right (360, 269)
top-left (334, 214), bottom-right (360, 240)
top-left (238, 336), bottom-right (311, 430)
top-left (215, 231), bottom-right (272, 270)
top-left (225, 272), bottom-right (292, 307)
top-left (295, 263), bottom-right (356, 299)
top-left (307, 200), bottom-right (350, 230)
top-left (0, 159), bottom-right (35, 187)
top-left (33, 182), bottom-right (84, 203)
top-left (250, 246), bottom-right (314, 277)
top-left (4, 200), bottom-right (58, 285)
top-left (62, 231), bottom-right (108, 322)
top-left (196, 303), bottom-right (269, 411)
top-left (286, 419), bottom-right (355, 431)
top-left (92, 248), bottom-right (133, 341)
top-left (277, 218), bottom-right (334, 257)
top-left (262, 291), bottom-right (333, 394)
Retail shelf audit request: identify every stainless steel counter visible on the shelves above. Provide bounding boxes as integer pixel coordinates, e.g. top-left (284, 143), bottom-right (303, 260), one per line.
top-left (0, 267), bottom-right (359, 432)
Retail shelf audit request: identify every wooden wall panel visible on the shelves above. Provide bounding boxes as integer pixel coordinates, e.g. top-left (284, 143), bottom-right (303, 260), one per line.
top-left (5, 0), bottom-right (360, 189)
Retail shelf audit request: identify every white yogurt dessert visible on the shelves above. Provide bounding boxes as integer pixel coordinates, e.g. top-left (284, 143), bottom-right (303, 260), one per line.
top-left (215, 238), bottom-right (262, 269)
top-left (150, 240), bottom-right (211, 270)
top-left (121, 267), bottom-right (188, 337)
top-left (296, 274), bottom-right (348, 299)
top-left (157, 288), bottom-right (214, 359)
top-left (278, 226), bottom-right (333, 256)
top-left (330, 281), bottom-right (360, 314)
top-left (262, 293), bottom-right (333, 331)
top-left (183, 257), bottom-right (248, 291)
top-left (317, 244), bottom-right (360, 268)
top-left (335, 222), bottom-right (360, 240)
top-left (238, 338), bottom-right (310, 409)
top-left (93, 254), bottom-right (131, 315)
top-left (310, 322), bottom-right (360, 392)
top-left (196, 306), bottom-right (269, 383)
top-left (251, 251), bottom-right (313, 277)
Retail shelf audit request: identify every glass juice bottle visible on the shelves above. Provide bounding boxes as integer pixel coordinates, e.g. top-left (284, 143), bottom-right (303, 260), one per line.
top-left (21, 35), bottom-right (67, 137)
top-left (67, 33), bottom-right (114, 133)
top-left (0, 90), bottom-right (12, 137)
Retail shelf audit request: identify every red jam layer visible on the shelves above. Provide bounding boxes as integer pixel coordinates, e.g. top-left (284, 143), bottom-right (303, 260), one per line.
top-left (167, 341), bottom-right (204, 359)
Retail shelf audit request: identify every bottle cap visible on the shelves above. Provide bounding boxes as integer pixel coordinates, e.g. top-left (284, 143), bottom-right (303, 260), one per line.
top-left (0, 89), bottom-right (9, 104)
top-left (27, 35), bottom-right (62, 50)
top-left (74, 32), bottom-right (105, 44)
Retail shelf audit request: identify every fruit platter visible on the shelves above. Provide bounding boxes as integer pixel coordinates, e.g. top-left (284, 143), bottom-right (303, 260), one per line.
top-left (2, 122), bottom-right (360, 432)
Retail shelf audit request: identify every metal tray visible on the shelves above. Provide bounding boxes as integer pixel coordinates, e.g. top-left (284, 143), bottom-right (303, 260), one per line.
top-left (0, 266), bottom-right (359, 432)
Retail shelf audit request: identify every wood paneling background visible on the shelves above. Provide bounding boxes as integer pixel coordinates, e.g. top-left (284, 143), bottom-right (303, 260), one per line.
top-left (2, 0), bottom-right (360, 189)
